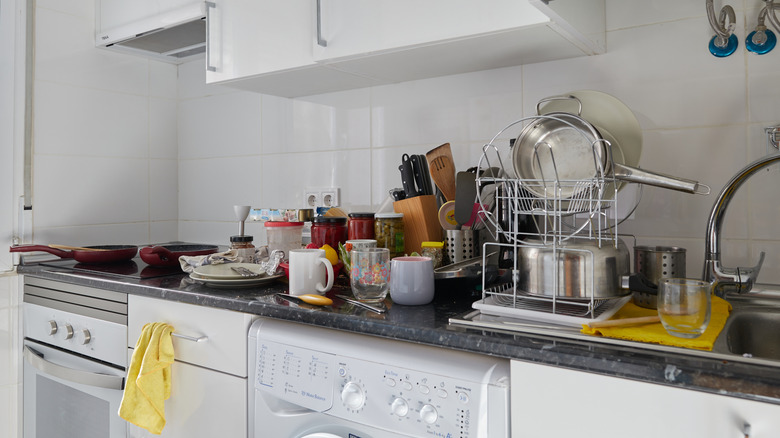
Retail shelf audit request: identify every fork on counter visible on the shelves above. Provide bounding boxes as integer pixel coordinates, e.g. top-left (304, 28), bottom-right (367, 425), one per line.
top-left (231, 266), bottom-right (260, 277)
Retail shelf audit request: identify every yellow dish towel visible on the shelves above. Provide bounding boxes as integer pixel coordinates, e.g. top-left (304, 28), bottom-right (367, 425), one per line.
top-left (119, 322), bottom-right (175, 435)
top-left (581, 296), bottom-right (732, 351)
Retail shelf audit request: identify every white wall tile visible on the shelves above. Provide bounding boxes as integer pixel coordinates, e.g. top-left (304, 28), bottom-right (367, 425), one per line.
top-left (149, 62), bottom-right (179, 100)
top-left (178, 93), bottom-right (262, 159)
top-left (150, 221), bottom-right (179, 244)
top-left (178, 156), bottom-right (262, 221)
top-left (150, 98), bottom-right (178, 159)
top-left (150, 159), bottom-right (178, 221)
top-left (32, 223), bottom-right (151, 247)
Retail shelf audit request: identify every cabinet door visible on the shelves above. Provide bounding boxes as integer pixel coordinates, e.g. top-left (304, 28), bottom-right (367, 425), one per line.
top-left (205, 0), bottom-right (315, 83)
top-left (510, 361), bottom-right (780, 438)
top-left (313, 0), bottom-right (549, 62)
top-left (127, 357), bottom-right (246, 438)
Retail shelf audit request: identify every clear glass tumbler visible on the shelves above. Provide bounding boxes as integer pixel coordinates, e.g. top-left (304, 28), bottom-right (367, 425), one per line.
top-left (350, 248), bottom-right (390, 302)
top-left (657, 278), bottom-right (712, 338)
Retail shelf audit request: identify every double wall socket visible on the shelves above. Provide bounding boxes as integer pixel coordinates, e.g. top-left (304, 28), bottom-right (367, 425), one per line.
top-left (303, 187), bottom-right (341, 208)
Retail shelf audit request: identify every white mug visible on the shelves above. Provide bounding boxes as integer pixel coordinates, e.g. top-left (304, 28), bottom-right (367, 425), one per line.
top-left (288, 249), bottom-right (334, 296)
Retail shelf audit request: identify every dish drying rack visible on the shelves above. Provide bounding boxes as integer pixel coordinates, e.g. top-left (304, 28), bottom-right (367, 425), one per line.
top-left (472, 115), bottom-right (633, 327)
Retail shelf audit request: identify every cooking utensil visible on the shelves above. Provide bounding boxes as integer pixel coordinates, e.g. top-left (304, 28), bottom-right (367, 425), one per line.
top-left (335, 294), bottom-right (387, 314)
top-left (399, 154), bottom-right (419, 198)
top-left (234, 205), bottom-right (251, 236)
top-left (10, 244), bottom-right (138, 264)
top-left (231, 266), bottom-right (260, 277)
top-left (455, 171), bottom-right (477, 226)
top-left (276, 293), bottom-right (333, 306)
top-left (48, 244), bottom-right (111, 252)
top-left (425, 143), bottom-right (457, 202)
top-left (515, 237), bottom-right (631, 300)
top-left (586, 315), bottom-right (660, 328)
top-left (139, 244), bottom-right (219, 267)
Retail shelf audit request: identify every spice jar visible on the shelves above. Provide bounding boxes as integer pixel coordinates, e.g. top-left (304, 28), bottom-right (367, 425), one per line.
top-left (421, 241), bottom-right (444, 269)
top-left (348, 212), bottom-right (375, 240)
top-left (230, 235), bottom-right (255, 263)
top-left (311, 216), bottom-right (348, 249)
top-left (375, 212), bottom-right (405, 258)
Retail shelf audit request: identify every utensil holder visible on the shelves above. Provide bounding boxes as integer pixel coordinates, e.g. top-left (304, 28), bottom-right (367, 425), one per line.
top-left (393, 195), bottom-right (442, 255)
top-left (445, 229), bottom-right (480, 264)
top-left (633, 245), bottom-right (686, 309)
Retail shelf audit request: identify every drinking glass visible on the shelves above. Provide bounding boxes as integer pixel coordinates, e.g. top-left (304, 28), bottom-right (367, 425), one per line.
top-left (350, 248), bottom-right (390, 302)
top-left (657, 278), bottom-right (712, 338)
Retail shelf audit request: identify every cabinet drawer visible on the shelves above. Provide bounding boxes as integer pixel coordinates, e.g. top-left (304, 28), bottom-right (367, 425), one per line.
top-left (128, 295), bottom-right (256, 377)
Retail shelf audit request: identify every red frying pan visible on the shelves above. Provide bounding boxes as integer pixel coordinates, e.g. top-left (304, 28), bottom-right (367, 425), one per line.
top-left (139, 244), bottom-right (218, 267)
top-left (10, 244), bottom-right (138, 264)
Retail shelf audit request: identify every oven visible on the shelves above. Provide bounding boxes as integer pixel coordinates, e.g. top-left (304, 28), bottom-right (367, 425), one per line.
top-left (249, 317), bottom-right (511, 438)
top-left (22, 277), bottom-right (129, 438)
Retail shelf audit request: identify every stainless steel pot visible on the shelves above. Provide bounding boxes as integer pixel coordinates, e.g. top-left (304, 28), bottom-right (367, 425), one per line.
top-left (516, 238), bottom-right (631, 300)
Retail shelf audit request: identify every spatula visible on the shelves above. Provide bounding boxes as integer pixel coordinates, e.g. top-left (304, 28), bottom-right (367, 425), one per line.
top-left (425, 143), bottom-right (457, 201)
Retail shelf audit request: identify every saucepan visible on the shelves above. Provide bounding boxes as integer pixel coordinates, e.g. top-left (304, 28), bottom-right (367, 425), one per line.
top-left (10, 244), bottom-right (138, 264)
top-left (513, 93), bottom-right (710, 200)
top-left (139, 244), bottom-right (219, 267)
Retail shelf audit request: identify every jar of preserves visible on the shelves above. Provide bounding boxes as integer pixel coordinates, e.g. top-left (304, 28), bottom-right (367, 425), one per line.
top-left (421, 241), bottom-right (444, 268)
top-left (230, 235), bottom-right (255, 263)
top-left (311, 216), bottom-right (348, 249)
top-left (375, 213), bottom-right (405, 258)
top-left (348, 212), bottom-right (375, 240)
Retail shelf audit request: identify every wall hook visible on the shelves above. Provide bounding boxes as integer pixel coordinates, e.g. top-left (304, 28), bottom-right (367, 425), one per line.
top-left (747, 0), bottom-right (780, 54)
top-left (706, 0), bottom-right (738, 57)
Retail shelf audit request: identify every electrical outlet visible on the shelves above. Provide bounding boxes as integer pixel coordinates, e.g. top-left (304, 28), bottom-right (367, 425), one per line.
top-left (304, 187), bottom-right (341, 208)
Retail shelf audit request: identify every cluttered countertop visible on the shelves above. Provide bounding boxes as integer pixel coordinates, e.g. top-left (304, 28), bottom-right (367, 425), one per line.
top-left (16, 257), bottom-right (780, 407)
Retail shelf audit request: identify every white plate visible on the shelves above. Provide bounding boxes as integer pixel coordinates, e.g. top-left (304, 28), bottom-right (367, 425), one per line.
top-left (189, 272), bottom-right (283, 288)
top-left (193, 263), bottom-right (264, 280)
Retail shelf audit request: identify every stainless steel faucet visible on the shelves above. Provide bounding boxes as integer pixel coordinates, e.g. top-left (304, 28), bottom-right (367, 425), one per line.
top-left (703, 154), bottom-right (780, 295)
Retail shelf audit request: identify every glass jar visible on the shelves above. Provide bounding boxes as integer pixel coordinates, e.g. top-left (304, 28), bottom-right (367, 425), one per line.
top-left (264, 221), bottom-right (304, 260)
top-left (311, 216), bottom-right (348, 249)
top-left (421, 241), bottom-right (444, 269)
top-left (375, 212), bottom-right (405, 258)
top-left (348, 212), bottom-right (375, 240)
top-left (230, 235), bottom-right (255, 263)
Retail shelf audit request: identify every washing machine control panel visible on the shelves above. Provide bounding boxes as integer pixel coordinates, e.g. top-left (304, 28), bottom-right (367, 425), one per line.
top-left (255, 336), bottom-right (506, 437)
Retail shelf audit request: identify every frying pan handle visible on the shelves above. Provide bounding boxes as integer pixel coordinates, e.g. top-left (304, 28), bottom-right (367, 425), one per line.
top-left (536, 95), bottom-right (583, 116)
top-left (9, 245), bottom-right (73, 259)
top-left (148, 246), bottom-right (175, 261)
top-left (612, 163), bottom-right (711, 195)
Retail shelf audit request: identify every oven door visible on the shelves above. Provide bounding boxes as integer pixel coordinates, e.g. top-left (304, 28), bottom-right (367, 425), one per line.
top-left (23, 339), bottom-right (127, 438)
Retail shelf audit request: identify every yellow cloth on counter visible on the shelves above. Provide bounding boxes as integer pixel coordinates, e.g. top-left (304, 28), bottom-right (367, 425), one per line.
top-left (119, 322), bottom-right (175, 435)
top-left (581, 296), bottom-right (732, 351)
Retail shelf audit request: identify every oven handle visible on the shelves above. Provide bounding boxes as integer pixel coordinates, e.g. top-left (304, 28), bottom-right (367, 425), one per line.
top-left (24, 346), bottom-right (125, 391)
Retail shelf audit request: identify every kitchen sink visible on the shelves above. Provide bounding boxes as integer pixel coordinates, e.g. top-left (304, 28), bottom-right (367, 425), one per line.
top-left (712, 287), bottom-right (780, 362)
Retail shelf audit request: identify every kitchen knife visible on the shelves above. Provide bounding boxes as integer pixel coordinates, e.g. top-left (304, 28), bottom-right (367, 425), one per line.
top-left (399, 154), bottom-right (419, 198)
top-left (410, 154), bottom-right (432, 196)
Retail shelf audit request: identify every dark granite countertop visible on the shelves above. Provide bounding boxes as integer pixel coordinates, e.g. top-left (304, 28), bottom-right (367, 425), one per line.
top-left (17, 261), bottom-right (780, 406)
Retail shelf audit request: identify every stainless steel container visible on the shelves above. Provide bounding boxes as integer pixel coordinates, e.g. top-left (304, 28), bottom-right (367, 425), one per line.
top-left (633, 245), bottom-right (686, 309)
top-left (516, 238), bottom-right (631, 300)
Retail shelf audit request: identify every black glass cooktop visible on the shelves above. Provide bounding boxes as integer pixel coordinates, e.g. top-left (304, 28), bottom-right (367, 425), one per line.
top-left (39, 258), bottom-right (184, 279)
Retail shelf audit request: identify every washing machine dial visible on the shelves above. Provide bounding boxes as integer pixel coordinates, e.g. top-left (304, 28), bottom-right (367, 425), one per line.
top-left (341, 382), bottom-right (366, 410)
top-left (420, 404), bottom-right (438, 424)
top-left (390, 397), bottom-right (409, 417)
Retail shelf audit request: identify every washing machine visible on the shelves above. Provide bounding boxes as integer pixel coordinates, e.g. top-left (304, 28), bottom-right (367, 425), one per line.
top-left (248, 318), bottom-right (511, 438)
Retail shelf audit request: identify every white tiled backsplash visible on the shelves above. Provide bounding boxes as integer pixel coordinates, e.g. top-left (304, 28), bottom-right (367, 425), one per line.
top-left (30, 0), bottom-right (780, 283)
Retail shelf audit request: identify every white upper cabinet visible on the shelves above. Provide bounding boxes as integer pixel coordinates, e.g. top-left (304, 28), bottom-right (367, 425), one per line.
top-left (207, 0), bottom-right (605, 97)
top-left (97, 0), bottom-right (200, 32)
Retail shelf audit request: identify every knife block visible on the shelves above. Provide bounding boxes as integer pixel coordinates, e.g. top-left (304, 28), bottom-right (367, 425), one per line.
top-left (393, 195), bottom-right (442, 255)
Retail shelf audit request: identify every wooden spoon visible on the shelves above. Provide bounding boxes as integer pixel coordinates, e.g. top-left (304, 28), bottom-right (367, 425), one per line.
top-left (586, 315), bottom-right (660, 328)
top-left (49, 244), bottom-right (111, 252)
top-left (426, 143), bottom-right (457, 201)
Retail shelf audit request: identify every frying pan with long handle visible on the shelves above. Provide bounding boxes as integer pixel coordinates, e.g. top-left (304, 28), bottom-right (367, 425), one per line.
top-left (139, 244), bottom-right (219, 267)
top-left (9, 244), bottom-right (138, 264)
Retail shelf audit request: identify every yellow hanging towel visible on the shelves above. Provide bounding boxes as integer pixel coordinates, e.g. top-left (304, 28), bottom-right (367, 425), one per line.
top-left (119, 322), bottom-right (175, 435)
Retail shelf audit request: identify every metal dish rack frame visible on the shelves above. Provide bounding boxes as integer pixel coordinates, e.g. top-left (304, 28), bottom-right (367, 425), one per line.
top-left (474, 115), bottom-right (631, 324)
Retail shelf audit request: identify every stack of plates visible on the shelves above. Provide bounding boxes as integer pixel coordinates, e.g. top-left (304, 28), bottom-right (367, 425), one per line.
top-left (189, 263), bottom-right (282, 288)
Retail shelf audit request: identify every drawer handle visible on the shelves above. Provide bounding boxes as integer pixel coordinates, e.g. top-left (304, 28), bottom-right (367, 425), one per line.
top-left (316, 0), bottom-right (327, 47)
top-left (171, 332), bottom-right (208, 343)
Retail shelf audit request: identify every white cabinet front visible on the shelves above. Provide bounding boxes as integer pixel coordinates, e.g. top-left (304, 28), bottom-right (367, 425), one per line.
top-left (510, 360), bottom-right (780, 438)
top-left (127, 358), bottom-right (246, 438)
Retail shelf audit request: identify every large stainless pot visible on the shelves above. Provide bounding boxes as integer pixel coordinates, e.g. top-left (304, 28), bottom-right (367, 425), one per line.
top-left (516, 238), bottom-right (631, 300)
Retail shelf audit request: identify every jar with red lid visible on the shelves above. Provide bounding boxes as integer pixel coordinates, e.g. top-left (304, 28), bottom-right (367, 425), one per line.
top-left (348, 212), bottom-right (375, 240)
top-left (311, 216), bottom-right (348, 249)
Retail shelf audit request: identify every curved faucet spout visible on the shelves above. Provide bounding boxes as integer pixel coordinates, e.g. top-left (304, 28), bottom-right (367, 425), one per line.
top-left (704, 153), bottom-right (780, 295)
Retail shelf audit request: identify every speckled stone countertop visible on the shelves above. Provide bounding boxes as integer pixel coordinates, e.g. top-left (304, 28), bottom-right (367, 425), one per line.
top-left (17, 261), bottom-right (780, 406)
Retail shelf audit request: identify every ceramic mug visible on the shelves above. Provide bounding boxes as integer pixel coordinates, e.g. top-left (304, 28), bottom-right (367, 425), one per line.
top-left (389, 256), bottom-right (435, 305)
top-left (288, 249), bottom-right (334, 296)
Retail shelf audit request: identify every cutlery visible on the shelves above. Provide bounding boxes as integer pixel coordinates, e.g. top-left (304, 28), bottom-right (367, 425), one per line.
top-left (231, 266), bottom-right (260, 277)
top-left (335, 294), bottom-right (387, 314)
top-left (425, 143), bottom-right (457, 201)
top-left (275, 293), bottom-right (333, 306)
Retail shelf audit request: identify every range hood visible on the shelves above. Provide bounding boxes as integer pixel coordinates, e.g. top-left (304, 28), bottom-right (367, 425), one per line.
top-left (96, 3), bottom-right (206, 64)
